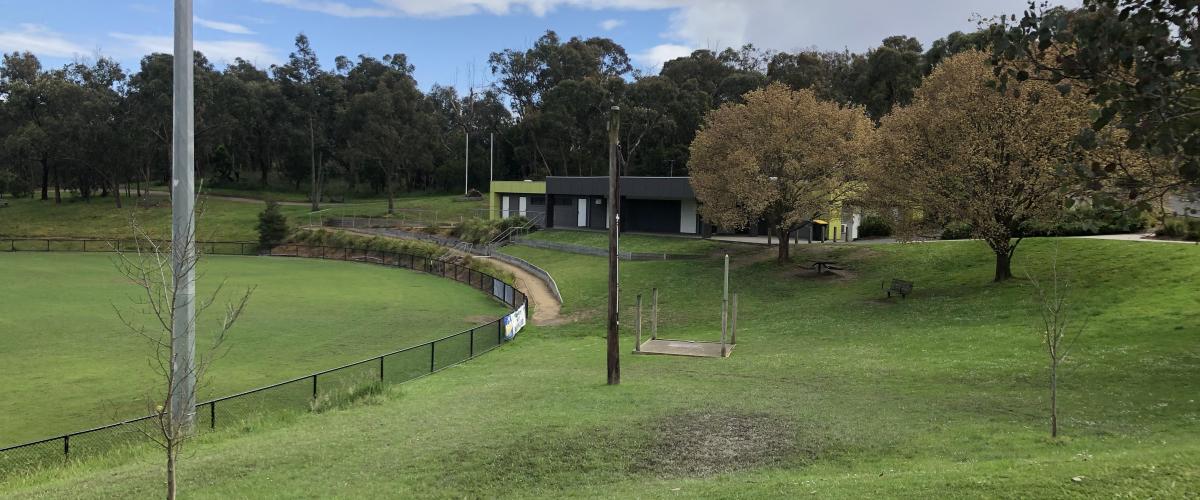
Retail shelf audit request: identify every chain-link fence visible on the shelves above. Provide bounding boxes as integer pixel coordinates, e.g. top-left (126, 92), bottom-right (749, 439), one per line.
top-left (0, 238), bottom-right (527, 477)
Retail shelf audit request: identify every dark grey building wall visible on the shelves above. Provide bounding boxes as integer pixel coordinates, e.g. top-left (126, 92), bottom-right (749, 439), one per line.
top-left (547, 176), bottom-right (695, 199)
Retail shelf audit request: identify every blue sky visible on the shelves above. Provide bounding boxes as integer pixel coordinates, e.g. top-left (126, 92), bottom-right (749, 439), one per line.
top-left (0, 0), bottom-right (1079, 90)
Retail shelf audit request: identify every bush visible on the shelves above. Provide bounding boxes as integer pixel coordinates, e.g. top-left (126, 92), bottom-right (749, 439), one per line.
top-left (289, 229), bottom-right (513, 281)
top-left (858, 215), bottom-right (892, 238)
top-left (941, 223), bottom-right (974, 240)
top-left (451, 216), bottom-right (534, 245)
top-left (256, 201), bottom-right (290, 250)
top-left (1156, 218), bottom-right (1200, 241)
top-left (1026, 205), bottom-right (1148, 237)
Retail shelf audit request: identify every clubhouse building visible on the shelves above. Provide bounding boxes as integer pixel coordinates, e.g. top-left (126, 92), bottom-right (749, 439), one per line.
top-left (489, 176), bottom-right (861, 242)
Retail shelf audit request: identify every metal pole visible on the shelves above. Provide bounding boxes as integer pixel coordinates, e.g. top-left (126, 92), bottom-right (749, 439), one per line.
top-left (170, 0), bottom-right (197, 433)
top-left (606, 105), bottom-right (621, 385)
top-left (489, 132), bottom-right (494, 191)
top-left (464, 133), bottom-right (470, 196)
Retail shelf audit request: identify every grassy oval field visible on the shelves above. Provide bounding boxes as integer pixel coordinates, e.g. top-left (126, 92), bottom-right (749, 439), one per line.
top-left (0, 252), bottom-right (508, 446)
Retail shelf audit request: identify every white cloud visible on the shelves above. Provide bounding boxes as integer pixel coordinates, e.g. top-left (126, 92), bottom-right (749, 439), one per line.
top-left (0, 24), bottom-right (89, 58)
top-left (599, 18), bottom-right (623, 30)
top-left (632, 43), bottom-right (691, 72)
top-left (109, 33), bottom-right (282, 67)
top-left (261, 0), bottom-right (1080, 54)
top-left (260, 0), bottom-right (395, 18)
top-left (195, 17), bottom-right (257, 35)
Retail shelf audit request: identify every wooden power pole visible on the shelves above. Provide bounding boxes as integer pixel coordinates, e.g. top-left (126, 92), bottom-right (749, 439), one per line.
top-left (606, 106), bottom-right (621, 385)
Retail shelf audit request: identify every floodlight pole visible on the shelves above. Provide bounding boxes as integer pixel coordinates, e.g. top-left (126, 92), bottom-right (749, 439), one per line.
top-left (489, 132), bottom-right (494, 188)
top-left (171, 0), bottom-right (197, 431)
top-left (606, 105), bottom-right (621, 385)
top-left (464, 133), bottom-right (470, 196)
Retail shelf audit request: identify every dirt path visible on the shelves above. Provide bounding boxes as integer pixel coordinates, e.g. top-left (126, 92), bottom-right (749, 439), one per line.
top-left (1075, 233), bottom-right (1199, 244)
top-left (475, 255), bottom-right (563, 326)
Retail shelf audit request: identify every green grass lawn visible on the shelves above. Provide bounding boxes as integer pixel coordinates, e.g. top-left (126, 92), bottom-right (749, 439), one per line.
top-left (0, 196), bottom-right (311, 241)
top-left (522, 228), bottom-right (725, 255)
top-left (0, 252), bottom-right (507, 446)
top-left (3, 238), bottom-right (1199, 497)
top-left (0, 193), bottom-right (487, 241)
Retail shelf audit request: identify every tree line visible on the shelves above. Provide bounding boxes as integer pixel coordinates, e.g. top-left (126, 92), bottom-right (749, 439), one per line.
top-left (0, 26), bottom-right (997, 209)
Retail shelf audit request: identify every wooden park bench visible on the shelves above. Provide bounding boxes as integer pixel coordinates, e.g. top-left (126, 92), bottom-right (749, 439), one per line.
top-left (884, 279), bottom-right (913, 299)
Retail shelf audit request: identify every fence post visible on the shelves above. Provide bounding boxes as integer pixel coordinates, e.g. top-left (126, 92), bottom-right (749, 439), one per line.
top-left (652, 288), bottom-right (658, 340)
top-left (379, 356), bottom-right (385, 382)
top-left (311, 374), bottom-right (318, 400)
top-left (498, 318), bottom-right (504, 345)
top-left (429, 341), bottom-right (436, 372)
top-left (731, 293), bottom-right (738, 346)
top-left (210, 402), bottom-right (216, 429)
top-left (635, 293), bottom-right (642, 352)
top-left (469, 328), bottom-right (475, 358)
top-left (82, 240), bottom-right (87, 252)
top-left (63, 435), bottom-right (69, 458)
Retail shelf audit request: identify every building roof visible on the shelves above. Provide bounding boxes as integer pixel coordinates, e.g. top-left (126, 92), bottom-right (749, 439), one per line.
top-left (546, 176), bottom-right (694, 199)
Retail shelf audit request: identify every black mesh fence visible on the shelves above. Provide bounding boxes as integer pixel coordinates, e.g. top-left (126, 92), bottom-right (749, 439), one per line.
top-left (0, 239), bottom-right (527, 478)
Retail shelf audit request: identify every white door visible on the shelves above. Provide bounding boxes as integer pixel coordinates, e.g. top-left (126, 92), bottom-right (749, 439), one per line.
top-left (518, 197), bottom-right (528, 217)
top-left (501, 196), bottom-right (510, 218)
top-left (577, 198), bottom-right (587, 227)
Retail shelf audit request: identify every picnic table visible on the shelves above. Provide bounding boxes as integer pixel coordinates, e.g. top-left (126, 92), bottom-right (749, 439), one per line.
top-left (813, 260), bottom-right (837, 273)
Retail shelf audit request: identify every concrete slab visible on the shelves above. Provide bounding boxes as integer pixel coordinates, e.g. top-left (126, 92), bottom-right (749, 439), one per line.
top-left (634, 339), bottom-right (734, 358)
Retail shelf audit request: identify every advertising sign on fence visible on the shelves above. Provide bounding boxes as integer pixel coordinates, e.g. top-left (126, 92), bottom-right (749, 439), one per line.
top-left (502, 304), bottom-right (527, 340)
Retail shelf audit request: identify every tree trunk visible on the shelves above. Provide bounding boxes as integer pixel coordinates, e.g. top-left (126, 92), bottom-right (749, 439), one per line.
top-left (1050, 357), bottom-right (1058, 438)
top-left (777, 229), bottom-right (790, 262)
top-left (53, 166), bottom-right (61, 205)
top-left (993, 250), bottom-right (1013, 282)
top-left (166, 443), bottom-right (176, 500)
top-left (40, 156), bottom-right (49, 201)
top-left (113, 180), bottom-right (123, 209)
top-left (988, 237), bottom-right (1019, 282)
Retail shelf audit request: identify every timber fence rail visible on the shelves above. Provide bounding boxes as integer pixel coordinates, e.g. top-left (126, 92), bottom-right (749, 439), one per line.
top-left (0, 238), bottom-right (527, 477)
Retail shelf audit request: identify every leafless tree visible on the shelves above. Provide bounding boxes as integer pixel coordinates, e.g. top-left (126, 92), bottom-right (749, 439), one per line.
top-left (1027, 246), bottom-right (1086, 438)
top-left (112, 210), bottom-right (253, 500)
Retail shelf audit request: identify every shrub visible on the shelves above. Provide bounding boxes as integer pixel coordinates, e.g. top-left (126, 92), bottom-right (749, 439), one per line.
top-left (451, 216), bottom-right (534, 244)
top-left (857, 215), bottom-right (892, 238)
top-left (941, 223), bottom-right (973, 240)
top-left (286, 229), bottom-right (513, 282)
top-left (1027, 205), bottom-right (1148, 237)
top-left (256, 201), bottom-right (290, 250)
top-left (1157, 218), bottom-right (1200, 241)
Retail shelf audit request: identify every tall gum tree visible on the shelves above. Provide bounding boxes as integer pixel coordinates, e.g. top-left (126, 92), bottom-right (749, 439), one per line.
top-left (689, 83), bottom-right (873, 262)
top-left (867, 50), bottom-right (1095, 282)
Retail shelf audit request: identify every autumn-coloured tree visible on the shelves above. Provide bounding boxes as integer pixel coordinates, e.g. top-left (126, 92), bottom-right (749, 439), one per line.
top-left (867, 50), bottom-right (1099, 282)
top-left (690, 83), bottom-right (873, 261)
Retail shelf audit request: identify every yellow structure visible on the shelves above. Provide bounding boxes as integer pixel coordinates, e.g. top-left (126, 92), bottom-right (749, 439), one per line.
top-left (489, 180), bottom-right (547, 220)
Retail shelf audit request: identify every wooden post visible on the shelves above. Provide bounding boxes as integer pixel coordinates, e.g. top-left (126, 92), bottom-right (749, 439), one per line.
top-left (731, 293), bottom-right (738, 346)
top-left (651, 287), bottom-right (658, 340)
top-left (635, 293), bottom-right (642, 352)
top-left (606, 105), bottom-right (621, 385)
top-left (721, 254), bottom-right (729, 357)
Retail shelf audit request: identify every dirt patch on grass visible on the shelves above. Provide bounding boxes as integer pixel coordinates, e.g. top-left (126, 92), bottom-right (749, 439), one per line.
top-left (636, 411), bottom-right (796, 477)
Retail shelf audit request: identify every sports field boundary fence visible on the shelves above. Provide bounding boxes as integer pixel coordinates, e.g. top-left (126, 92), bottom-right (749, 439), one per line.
top-left (0, 238), bottom-right (527, 477)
